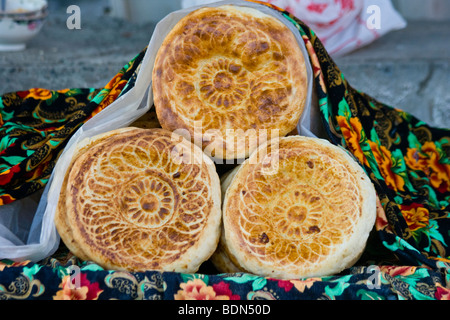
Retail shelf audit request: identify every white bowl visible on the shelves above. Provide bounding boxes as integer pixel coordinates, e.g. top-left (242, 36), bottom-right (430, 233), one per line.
top-left (0, 0), bottom-right (48, 51)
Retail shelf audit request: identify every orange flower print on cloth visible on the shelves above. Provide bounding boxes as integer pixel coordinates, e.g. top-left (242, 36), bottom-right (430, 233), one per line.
top-left (91, 80), bottom-right (127, 118)
top-left (369, 140), bottom-right (405, 192)
top-left (406, 141), bottom-right (450, 193)
top-left (337, 112), bottom-right (407, 193)
top-left (53, 273), bottom-right (103, 300)
top-left (20, 88), bottom-right (53, 100)
top-left (104, 72), bottom-right (125, 91)
top-left (88, 66), bottom-right (131, 119)
top-left (15, 88), bottom-right (72, 102)
top-left (174, 279), bottom-right (230, 300)
top-left (336, 115), bottom-right (369, 167)
top-left (400, 203), bottom-right (429, 232)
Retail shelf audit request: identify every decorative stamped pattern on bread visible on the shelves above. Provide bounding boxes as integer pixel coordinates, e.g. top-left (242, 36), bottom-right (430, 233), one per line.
top-left (55, 128), bottom-right (221, 273)
top-left (215, 136), bottom-right (377, 279)
top-left (153, 5), bottom-right (308, 159)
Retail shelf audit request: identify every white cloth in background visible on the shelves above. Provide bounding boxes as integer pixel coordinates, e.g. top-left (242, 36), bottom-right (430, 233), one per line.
top-left (181, 0), bottom-right (407, 57)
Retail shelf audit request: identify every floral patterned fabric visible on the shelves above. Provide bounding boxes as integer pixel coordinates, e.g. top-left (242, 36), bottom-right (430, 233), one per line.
top-left (0, 0), bottom-right (449, 300)
top-left (0, 256), bottom-right (448, 300)
top-left (0, 50), bottom-right (144, 205)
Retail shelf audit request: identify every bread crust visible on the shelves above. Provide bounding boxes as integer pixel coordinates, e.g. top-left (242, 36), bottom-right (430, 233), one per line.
top-left (218, 136), bottom-right (377, 279)
top-left (56, 127), bottom-right (222, 273)
top-left (152, 5), bottom-right (308, 160)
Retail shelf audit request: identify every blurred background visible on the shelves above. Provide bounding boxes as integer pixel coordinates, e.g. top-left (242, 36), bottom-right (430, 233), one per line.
top-left (0, 0), bottom-right (449, 128)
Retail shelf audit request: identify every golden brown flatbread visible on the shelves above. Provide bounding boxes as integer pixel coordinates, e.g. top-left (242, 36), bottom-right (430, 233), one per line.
top-left (152, 5), bottom-right (308, 160)
top-left (54, 128), bottom-right (138, 262)
top-left (214, 136), bottom-right (377, 279)
top-left (55, 127), bottom-right (222, 273)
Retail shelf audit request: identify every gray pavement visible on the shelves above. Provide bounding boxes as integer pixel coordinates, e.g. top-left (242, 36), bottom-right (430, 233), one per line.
top-left (335, 20), bottom-right (450, 129)
top-left (0, 0), bottom-right (449, 129)
top-left (0, 0), bottom-right (153, 93)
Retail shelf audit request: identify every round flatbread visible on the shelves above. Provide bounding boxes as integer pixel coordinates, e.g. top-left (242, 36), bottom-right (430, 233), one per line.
top-left (215, 136), bottom-right (377, 279)
top-left (152, 5), bottom-right (308, 160)
top-left (54, 127), bottom-right (138, 262)
top-left (55, 127), bottom-right (221, 273)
